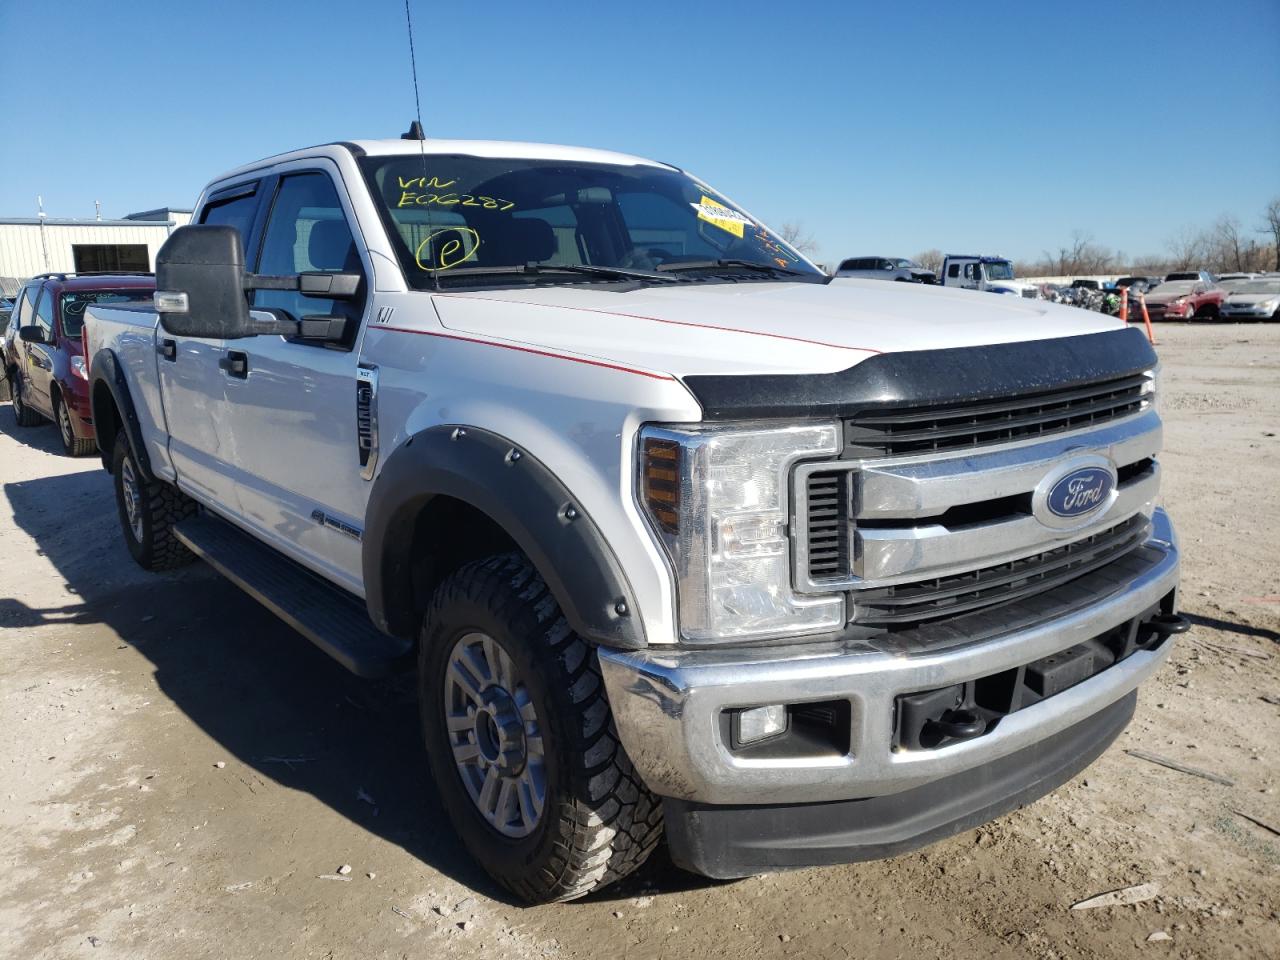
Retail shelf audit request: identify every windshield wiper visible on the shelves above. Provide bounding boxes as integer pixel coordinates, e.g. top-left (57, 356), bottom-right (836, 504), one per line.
top-left (434, 263), bottom-right (677, 283)
top-left (655, 258), bottom-right (813, 278)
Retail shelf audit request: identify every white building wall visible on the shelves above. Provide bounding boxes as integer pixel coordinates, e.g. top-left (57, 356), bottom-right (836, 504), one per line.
top-left (0, 221), bottom-right (174, 278)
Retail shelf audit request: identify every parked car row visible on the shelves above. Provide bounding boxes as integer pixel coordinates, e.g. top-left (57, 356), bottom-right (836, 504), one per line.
top-left (828, 257), bottom-right (1280, 322)
top-left (2, 272), bottom-right (155, 453)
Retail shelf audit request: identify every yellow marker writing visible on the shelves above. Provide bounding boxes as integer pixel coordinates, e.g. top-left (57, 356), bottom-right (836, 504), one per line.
top-left (415, 227), bottom-right (481, 271)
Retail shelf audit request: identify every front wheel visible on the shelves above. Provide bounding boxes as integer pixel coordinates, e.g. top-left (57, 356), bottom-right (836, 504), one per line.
top-left (55, 393), bottom-right (97, 456)
top-left (112, 438), bottom-right (197, 570)
top-left (419, 554), bottom-right (663, 903)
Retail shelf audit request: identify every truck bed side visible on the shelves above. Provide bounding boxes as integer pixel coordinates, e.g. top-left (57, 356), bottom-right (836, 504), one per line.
top-left (83, 305), bottom-right (176, 482)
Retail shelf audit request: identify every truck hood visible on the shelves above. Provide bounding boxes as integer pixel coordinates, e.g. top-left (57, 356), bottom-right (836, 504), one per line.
top-left (430, 279), bottom-right (1125, 379)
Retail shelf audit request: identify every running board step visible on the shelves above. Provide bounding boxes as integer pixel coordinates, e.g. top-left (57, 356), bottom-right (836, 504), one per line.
top-left (173, 514), bottom-right (412, 678)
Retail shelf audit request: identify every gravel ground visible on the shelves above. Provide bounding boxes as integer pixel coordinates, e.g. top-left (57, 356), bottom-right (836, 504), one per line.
top-left (1, 322), bottom-right (1277, 959)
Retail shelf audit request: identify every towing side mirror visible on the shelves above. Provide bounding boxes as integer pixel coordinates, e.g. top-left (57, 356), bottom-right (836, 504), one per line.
top-left (18, 324), bottom-right (46, 344)
top-left (155, 225), bottom-right (253, 339)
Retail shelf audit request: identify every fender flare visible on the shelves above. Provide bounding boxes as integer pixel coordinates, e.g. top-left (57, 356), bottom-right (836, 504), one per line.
top-left (363, 425), bottom-right (646, 650)
top-left (89, 348), bottom-right (153, 479)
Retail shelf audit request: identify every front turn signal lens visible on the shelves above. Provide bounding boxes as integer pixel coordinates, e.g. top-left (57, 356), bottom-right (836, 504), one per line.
top-left (641, 437), bottom-right (681, 534)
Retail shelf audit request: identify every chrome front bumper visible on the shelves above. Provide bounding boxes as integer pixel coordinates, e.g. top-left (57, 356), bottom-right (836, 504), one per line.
top-left (599, 508), bottom-right (1179, 805)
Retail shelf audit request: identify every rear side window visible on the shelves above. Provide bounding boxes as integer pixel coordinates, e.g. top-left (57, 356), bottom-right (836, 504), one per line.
top-left (199, 187), bottom-right (260, 251)
top-left (947, 263), bottom-right (960, 278)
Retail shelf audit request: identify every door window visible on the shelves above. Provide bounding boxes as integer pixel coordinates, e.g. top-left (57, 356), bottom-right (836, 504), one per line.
top-left (14, 284), bottom-right (38, 328)
top-left (34, 290), bottom-right (54, 340)
top-left (254, 172), bottom-right (364, 342)
top-left (199, 187), bottom-right (261, 252)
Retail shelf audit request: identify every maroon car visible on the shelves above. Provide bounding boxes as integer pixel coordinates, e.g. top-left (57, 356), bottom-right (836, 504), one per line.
top-left (7, 274), bottom-right (154, 454)
top-left (1139, 279), bottom-right (1224, 322)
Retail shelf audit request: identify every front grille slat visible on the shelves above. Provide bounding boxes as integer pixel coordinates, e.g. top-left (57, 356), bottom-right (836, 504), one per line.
top-left (805, 471), bottom-right (848, 577)
top-left (852, 515), bottom-right (1150, 628)
top-left (843, 372), bottom-right (1150, 457)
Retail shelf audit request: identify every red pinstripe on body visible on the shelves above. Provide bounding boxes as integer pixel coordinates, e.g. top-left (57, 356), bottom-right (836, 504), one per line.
top-left (372, 325), bottom-right (677, 381)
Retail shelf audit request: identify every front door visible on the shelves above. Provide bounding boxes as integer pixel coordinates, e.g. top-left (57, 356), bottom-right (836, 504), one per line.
top-left (157, 181), bottom-right (264, 513)
top-left (218, 166), bottom-right (372, 593)
top-left (22, 288), bottom-right (57, 417)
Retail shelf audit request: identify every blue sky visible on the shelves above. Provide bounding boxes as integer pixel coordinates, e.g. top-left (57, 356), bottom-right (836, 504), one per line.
top-left (2, 0), bottom-right (1277, 265)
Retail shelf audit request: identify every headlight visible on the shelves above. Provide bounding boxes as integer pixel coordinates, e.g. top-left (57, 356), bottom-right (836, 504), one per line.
top-left (639, 422), bottom-right (845, 644)
top-left (1259, 299), bottom-right (1279, 312)
top-left (1142, 365), bottom-right (1160, 411)
top-left (70, 355), bottom-right (88, 380)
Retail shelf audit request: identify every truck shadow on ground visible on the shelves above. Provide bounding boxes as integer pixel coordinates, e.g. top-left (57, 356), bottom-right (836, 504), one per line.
top-left (0, 416), bottom-right (711, 907)
top-left (1183, 611), bottom-right (1280, 644)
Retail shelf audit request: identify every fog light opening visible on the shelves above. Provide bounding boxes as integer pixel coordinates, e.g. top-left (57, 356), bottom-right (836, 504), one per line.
top-left (735, 704), bottom-right (788, 746)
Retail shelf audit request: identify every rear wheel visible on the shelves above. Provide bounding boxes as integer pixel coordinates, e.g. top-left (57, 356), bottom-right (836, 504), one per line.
top-left (112, 438), bottom-right (198, 570)
top-left (419, 553), bottom-right (663, 903)
top-left (11, 374), bottom-right (42, 427)
top-left (55, 393), bottom-right (97, 456)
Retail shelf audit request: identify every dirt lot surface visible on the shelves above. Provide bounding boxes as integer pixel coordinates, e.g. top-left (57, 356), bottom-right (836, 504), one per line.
top-left (1, 322), bottom-right (1277, 959)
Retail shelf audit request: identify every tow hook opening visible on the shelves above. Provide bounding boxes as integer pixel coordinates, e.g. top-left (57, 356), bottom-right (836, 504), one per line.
top-left (893, 593), bottom-right (1181, 752)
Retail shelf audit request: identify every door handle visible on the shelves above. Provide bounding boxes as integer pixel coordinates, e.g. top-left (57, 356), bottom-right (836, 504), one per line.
top-left (219, 351), bottom-right (249, 379)
top-left (158, 338), bottom-right (176, 361)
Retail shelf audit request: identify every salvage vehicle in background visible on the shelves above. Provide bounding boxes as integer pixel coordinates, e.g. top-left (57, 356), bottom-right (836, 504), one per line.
top-left (1218, 278), bottom-right (1280, 320)
top-left (0, 298), bottom-right (14, 400)
top-left (939, 254), bottom-right (1041, 297)
top-left (6, 274), bottom-right (154, 454)
top-left (84, 135), bottom-right (1182, 903)
top-left (1115, 276), bottom-right (1161, 295)
top-left (832, 256), bottom-right (935, 283)
top-left (1165, 270), bottom-right (1217, 284)
top-left (1141, 279), bottom-right (1224, 321)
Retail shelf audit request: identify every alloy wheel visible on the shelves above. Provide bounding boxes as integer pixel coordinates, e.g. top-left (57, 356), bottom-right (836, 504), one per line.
top-left (443, 630), bottom-right (546, 838)
top-left (119, 456), bottom-right (145, 542)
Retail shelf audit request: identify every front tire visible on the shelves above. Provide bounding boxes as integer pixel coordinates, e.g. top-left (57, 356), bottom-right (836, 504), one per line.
top-left (55, 393), bottom-right (97, 456)
top-left (419, 554), bottom-right (663, 903)
top-left (111, 438), bottom-right (197, 570)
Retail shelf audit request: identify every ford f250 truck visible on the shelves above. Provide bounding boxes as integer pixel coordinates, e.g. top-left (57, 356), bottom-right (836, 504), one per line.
top-left (83, 135), bottom-right (1185, 903)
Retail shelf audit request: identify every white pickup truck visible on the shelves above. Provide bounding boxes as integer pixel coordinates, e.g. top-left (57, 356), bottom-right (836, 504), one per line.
top-left (83, 135), bottom-right (1185, 903)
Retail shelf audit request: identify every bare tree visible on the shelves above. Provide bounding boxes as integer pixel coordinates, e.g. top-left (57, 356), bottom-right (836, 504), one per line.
top-left (1165, 227), bottom-right (1207, 271)
top-left (1261, 198), bottom-right (1280, 272)
top-left (778, 221), bottom-right (819, 255)
top-left (1209, 216), bottom-right (1247, 272)
top-left (912, 249), bottom-right (943, 274)
top-left (1038, 231), bottom-right (1116, 276)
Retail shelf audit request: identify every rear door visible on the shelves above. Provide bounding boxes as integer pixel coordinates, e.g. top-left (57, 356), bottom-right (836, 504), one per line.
top-left (158, 180), bottom-right (264, 513)
top-left (217, 163), bottom-right (372, 593)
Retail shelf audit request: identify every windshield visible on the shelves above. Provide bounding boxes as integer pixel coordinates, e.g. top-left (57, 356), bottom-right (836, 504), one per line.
top-left (60, 290), bottom-right (152, 338)
top-left (1235, 280), bottom-right (1280, 295)
top-left (984, 261), bottom-right (1015, 280)
top-left (359, 155), bottom-right (822, 289)
top-left (891, 258), bottom-right (919, 269)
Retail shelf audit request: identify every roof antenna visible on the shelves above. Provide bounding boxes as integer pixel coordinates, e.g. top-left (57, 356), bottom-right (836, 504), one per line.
top-left (402, 0), bottom-right (438, 289)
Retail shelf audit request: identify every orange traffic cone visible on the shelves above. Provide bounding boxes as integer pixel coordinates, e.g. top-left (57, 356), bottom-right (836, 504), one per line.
top-left (1139, 292), bottom-right (1156, 345)
top-left (1120, 287), bottom-right (1129, 323)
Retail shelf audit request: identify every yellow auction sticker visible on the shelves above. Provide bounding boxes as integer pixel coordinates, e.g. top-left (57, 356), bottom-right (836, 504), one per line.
top-left (694, 196), bottom-right (750, 238)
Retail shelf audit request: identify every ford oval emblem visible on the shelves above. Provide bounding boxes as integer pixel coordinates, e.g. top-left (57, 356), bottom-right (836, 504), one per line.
top-left (1047, 467), bottom-right (1114, 519)
top-left (1032, 457), bottom-right (1118, 530)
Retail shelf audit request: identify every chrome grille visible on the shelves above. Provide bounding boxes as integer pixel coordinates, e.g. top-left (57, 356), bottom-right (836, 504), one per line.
top-left (853, 514), bottom-right (1150, 628)
top-left (842, 372), bottom-right (1150, 457)
top-left (793, 405), bottom-right (1164, 638)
